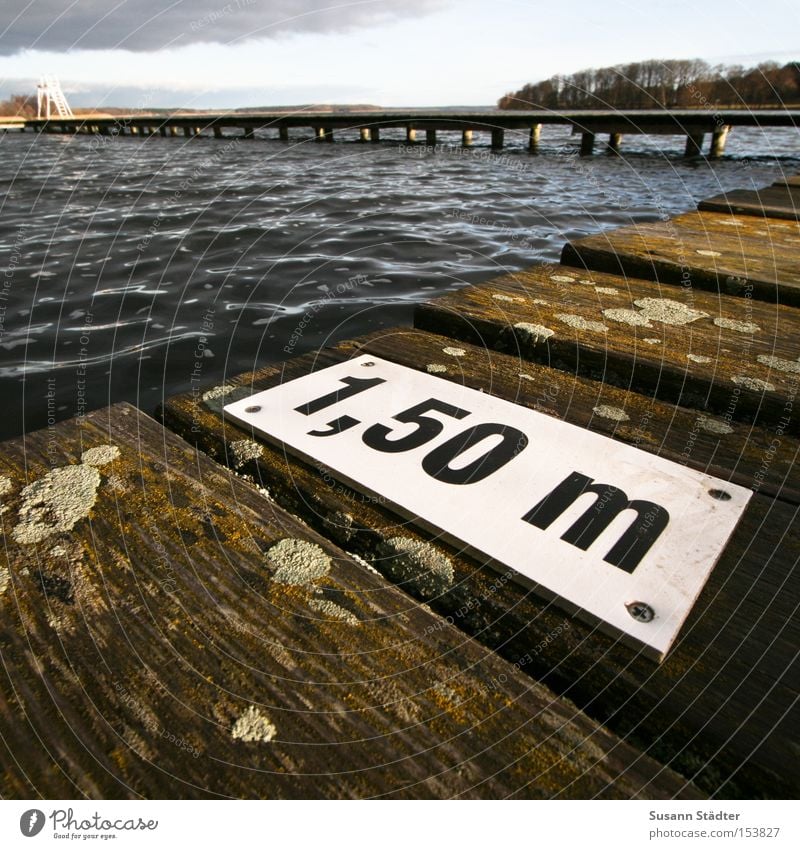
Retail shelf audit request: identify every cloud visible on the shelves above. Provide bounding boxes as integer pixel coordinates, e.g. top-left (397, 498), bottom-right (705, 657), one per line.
top-left (0, 0), bottom-right (446, 55)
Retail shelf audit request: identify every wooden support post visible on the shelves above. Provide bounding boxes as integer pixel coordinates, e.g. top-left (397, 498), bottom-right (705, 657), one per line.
top-left (608, 132), bottom-right (622, 153)
top-left (406, 126), bottom-right (416, 143)
top-left (159, 126), bottom-right (167, 137)
top-left (213, 126), bottom-right (223, 138)
top-left (579, 131), bottom-right (595, 156)
top-left (324, 127), bottom-right (334, 142)
top-left (528, 124), bottom-right (541, 152)
top-left (313, 126), bottom-right (324, 141)
top-left (491, 128), bottom-right (504, 149)
top-left (370, 127), bottom-right (381, 143)
top-left (684, 133), bottom-right (704, 157)
top-left (710, 125), bottom-right (730, 158)
top-left (243, 127), bottom-right (254, 139)
top-left (462, 129), bottom-right (473, 147)
top-left (359, 127), bottom-right (370, 142)
top-left (182, 126), bottom-right (191, 137)
top-left (426, 128), bottom-right (436, 146)
top-left (279, 126), bottom-right (289, 141)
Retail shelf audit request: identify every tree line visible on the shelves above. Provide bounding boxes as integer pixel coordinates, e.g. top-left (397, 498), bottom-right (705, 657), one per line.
top-left (498, 59), bottom-right (800, 110)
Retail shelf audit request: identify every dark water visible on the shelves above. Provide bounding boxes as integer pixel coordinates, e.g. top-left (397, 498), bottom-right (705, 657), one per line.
top-left (1, 124), bottom-right (798, 441)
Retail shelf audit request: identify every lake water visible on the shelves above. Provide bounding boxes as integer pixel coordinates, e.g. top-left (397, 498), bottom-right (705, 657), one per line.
top-left (1, 123), bottom-right (798, 441)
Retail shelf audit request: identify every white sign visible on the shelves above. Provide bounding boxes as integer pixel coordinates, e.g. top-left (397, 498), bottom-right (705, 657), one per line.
top-left (225, 355), bottom-right (751, 659)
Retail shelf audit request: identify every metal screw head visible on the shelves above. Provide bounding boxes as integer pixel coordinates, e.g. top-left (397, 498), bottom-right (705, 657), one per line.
top-left (361, 361), bottom-right (375, 367)
top-left (625, 601), bottom-right (655, 622)
top-left (244, 405), bottom-right (261, 414)
top-left (708, 489), bottom-right (732, 501)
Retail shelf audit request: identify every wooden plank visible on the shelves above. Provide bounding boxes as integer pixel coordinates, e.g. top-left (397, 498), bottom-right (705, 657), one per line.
top-left (560, 214), bottom-right (800, 305)
top-left (158, 333), bottom-right (800, 798)
top-left (773, 174), bottom-right (800, 189)
top-left (698, 185), bottom-right (800, 221)
top-left (0, 403), bottom-right (697, 800)
top-left (415, 264), bottom-right (800, 435)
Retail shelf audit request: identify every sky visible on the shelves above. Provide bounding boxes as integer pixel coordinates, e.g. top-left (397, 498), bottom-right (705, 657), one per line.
top-left (0, 0), bottom-right (797, 108)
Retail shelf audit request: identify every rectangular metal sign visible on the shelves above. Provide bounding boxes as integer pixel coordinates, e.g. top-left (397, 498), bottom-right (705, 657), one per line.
top-left (225, 355), bottom-right (751, 659)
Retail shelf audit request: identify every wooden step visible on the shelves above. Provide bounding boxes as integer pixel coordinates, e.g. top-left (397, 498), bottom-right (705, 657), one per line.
top-left (158, 331), bottom-right (800, 797)
top-left (414, 263), bottom-right (800, 435)
top-left (0, 403), bottom-right (697, 799)
top-left (698, 184), bottom-right (800, 221)
top-left (560, 213), bottom-right (800, 305)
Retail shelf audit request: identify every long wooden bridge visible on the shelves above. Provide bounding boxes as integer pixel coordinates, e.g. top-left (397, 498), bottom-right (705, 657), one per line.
top-left (9, 108), bottom-right (800, 156)
top-left (1, 174), bottom-right (798, 799)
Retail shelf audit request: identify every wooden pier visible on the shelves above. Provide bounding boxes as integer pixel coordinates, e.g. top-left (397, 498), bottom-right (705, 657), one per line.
top-left (11, 108), bottom-right (800, 156)
top-left (2, 172), bottom-right (799, 799)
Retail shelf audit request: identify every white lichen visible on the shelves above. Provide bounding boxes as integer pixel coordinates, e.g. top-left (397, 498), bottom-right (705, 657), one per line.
top-left (229, 439), bottom-right (263, 469)
top-left (231, 706), bottom-right (277, 743)
top-left (714, 318), bottom-right (760, 334)
top-left (13, 464), bottom-right (101, 545)
top-left (426, 363), bottom-right (448, 374)
top-left (513, 322), bottom-right (554, 344)
top-left (633, 298), bottom-right (709, 326)
top-left (308, 598), bottom-right (359, 625)
top-left (550, 275), bottom-right (575, 283)
top-left (269, 538), bottom-right (332, 586)
top-left (0, 476), bottom-right (11, 496)
top-left (595, 286), bottom-right (619, 295)
top-left (0, 566), bottom-right (8, 597)
top-left (578, 279), bottom-right (596, 286)
top-left (518, 373), bottom-right (536, 382)
top-left (556, 314), bottom-right (608, 333)
top-left (602, 308), bottom-right (653, 328)
top-left (756, 355), bottom-right (800, 374)
top-left (697, 416), bottom-right (734, 435)
top-left (696, 249), bottom-right (722, 257)
top-left (643, 338), bottom-right (662, 345)
top-left (202, 384), bottom-right (236, 402)
top-left (732, 376), bottom-right (775, 392)
top-left (442, 347), bottom-right (466, 357)
top-left (532, 298), bottom-right (549, 306)
top-left (81, 445), bottom-right (121, 467)
top-left (382, 536), bottom-right (454, 598)
top-left (592, 405), bottom-right (630, 422)
top-left (687, 354), bottom-right (713, 364)
top-left (492, 293), bottom-right (522, 303)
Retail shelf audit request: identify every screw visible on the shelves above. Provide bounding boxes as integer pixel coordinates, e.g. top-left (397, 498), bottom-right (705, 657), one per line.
top-left (244, 405), bottom-right (261, 414)
top-left (361, 361), bottom-right (375, 367)
top-left (708, 489), bottom-right (732, 501)
top-left (625, 601), bottom-right (655, 622)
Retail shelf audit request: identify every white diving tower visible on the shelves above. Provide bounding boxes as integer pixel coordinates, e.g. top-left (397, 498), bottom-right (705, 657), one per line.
top-left (37, 76), bottom-right (74, 119)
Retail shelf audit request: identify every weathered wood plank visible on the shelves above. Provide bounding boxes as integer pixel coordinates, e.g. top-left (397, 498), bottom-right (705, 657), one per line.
top-left (414, 264), bottom-right (800, 435)
top-left (698, 185), bottom-right (800, 221)
top-left (158, 334), bottom-right (800, 798)
top-left (560, 215), bottom-right (800, 305)
top-left (773, 174), bottom-right (800, 189)
top-left (0, 403), bottom-right (697, 800)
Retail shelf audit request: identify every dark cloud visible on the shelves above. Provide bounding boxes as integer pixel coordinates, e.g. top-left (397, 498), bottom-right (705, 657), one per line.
top-left (0, 0), bottom-right (445, 55)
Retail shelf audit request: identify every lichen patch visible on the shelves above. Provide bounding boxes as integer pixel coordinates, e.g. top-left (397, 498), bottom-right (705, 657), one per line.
top-left (756, 355), bottom-right (800, 374)
top-left (492, 293), bottom-right (523, 303)
top-left (381, 536), bottom-right (454, 598)
top-left (202, 384), bottom-right (235, 402)
top-left (556, 314), bottom-right (608, 333)
top-left (697, 416), bottom-right (734, 435)
top-left (595, 286), bottom-right (619, 295)
top-left (308, 598), bottom-right (359, 625)
top-left (442, 347), bottom-right (466, 357)
top-left (0, 566), bottom-right (8, 597)
top-left (269, 538), bottom-right (332, 586)
top-left (633, 298), bottom-right (709, 326)
top-left (602, 308), bottom-right (653, 327)
top-left (550, 275), bottom-right (575, 283)
top-left (13, 464), bottom-right (101, 545)
top-left (0, 476), bottom-right (11, 496)
top-left (592, 405), bottom-right (630, 422)
top-left (513, 322), bottom-right (554, 344)
top-left (696, 249), bottom-right (722, 257)
top-left (229, 439), bottom-right (263, 469)
top-left (426, 363), bottom-right (448, 374)
top-left (732, 375), bottom-right (775, 392)
top-left (643, 338), bottom-right (662, 345)
top-left (81, 445), bottom-right (121, 467)
top-left (687, 354), bottom-right (713, 364)
top-left (231, 706), bottom-right (277, 743)
top-left (714, 317), bottom-right (760, 334)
